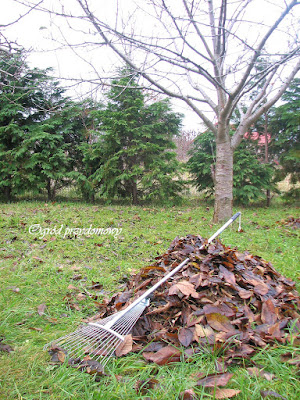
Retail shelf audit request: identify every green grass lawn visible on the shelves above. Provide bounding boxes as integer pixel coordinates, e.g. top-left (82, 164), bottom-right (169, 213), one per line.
top-left (0, 201), bottom-right (299, 400)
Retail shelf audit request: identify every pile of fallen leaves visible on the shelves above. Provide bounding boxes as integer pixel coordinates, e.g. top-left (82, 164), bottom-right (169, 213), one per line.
top-left (48, 234), bottom-right (300, 397)
top-left (87, 234), bottom-right (300, 370)
top-left (278, 216), bottom-right (300, 230)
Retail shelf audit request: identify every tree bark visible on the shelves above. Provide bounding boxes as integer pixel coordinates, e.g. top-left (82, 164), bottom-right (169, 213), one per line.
top-left (264, 113), bottom-right (271, 207)
top-left (4, 185), bottom-right (12, 202)
top-left (47, 179), bottom-right (56, 201)
top-left (213, 139), bottom-right (233, 222)
top-left (132, 180), bottom-right (138, 205)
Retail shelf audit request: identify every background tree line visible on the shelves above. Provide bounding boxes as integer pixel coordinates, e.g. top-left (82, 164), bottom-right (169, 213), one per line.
top-left (0, 48), bottom-right (299, 205)
top-left (0, 49), bottom-right (183, 204)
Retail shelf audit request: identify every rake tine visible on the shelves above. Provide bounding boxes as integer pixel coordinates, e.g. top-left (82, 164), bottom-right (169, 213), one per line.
top-left (67, 327), bottom-right (114, 359)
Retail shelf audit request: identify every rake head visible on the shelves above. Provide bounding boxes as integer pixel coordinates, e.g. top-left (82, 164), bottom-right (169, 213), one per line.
top-left (44, 298), bottom-right (149, 367)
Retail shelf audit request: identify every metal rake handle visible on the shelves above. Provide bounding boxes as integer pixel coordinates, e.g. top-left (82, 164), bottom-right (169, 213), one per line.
top-left (103, 212), bottom-right (241, 330)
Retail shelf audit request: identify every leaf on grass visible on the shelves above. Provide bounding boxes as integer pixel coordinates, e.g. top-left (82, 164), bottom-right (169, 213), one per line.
top-left (37, 303), bottom-right (47, 316)
top-left (67, 284), bottom-right (80, 291)
top-left (135, 378), bottom-right (159, 395)
top-left (212, 388), bottom-right (241, 399)
top-left (196, 372), bottom-right (233, 387)
top-left (79, 359), bottom-right (105, 376)
top-left (72, 274), bottom-right (83, 281)
top-left (49, 349), bottom-right (66, 364)
top-left (115, 335), bottom-right (132, 357)
top-left (206, 313), bottom-right (235, 332)
top-left (32, 256), bottom-right (44, 263)
top-left (46, 317), bottom-right (58, 324)
top-left (29, 327), bottom-right (43, 332)
top-left (179, 389), bottom-right (198, 399)
top-left (246, 367), bottom-right (276, 381)
top-left (260, 390), bottom-right (287, 399)
top-left (0, 342), bottom-right (14, 353)
top-left (76, 293), bottom-right (87, 301)
top-left (280, 353), bottom-right (300, 366)
top-left (143, 345), bottom-right (181, 365)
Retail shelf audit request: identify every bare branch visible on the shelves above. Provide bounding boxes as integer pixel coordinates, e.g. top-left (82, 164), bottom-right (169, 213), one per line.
top-left (0, 0), bottom-right (44, 27)
top-left (229, 0), bottom-right (299, 101)
top-left (232, 57), bottom-right (300, 149)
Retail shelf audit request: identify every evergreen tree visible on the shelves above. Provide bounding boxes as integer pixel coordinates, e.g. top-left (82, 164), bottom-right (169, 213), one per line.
top-left (188, 130), bottom-right (274, 204)
top-left (269, 78), bottom-right (300, 200)
top-left (0, 48), bottom-right (88, 201)
top-left (0, 49), bottom-right (41, 200)
top-left (72, 100), bottom-right (105, 202)
top-left (98, 69), bottom-right (184, 204)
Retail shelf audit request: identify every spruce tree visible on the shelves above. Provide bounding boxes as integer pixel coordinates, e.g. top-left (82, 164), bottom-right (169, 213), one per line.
top-left (98, 68), bottom-right (183, 204)
top-left (0, 48), bottom-right (87, 201)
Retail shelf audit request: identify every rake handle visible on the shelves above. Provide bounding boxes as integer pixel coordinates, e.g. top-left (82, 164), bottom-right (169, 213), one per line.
top-left (104, 212), bottom-right (241, 329)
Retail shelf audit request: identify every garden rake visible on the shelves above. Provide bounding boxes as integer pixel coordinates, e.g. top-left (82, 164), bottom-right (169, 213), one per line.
top-left (44, 212), bottom-right (241, 367)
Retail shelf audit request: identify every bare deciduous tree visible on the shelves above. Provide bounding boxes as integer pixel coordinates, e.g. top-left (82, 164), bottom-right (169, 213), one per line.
top-left (11, 0), bottom-right (300, 220)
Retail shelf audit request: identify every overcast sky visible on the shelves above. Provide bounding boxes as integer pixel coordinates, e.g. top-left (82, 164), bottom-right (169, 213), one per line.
top-left (1, 0), bottom-right (299, 131)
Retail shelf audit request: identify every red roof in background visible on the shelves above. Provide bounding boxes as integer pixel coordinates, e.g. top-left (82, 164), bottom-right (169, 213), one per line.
top-left (244, 131), bottom-right (271, 145)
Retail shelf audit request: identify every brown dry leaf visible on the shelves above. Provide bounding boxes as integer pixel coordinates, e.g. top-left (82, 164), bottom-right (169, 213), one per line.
top-left (33, 256), bottom-right (44, 263)
top-left (29, 327), bottom-right (43, 332)
top-left (147, 302), bottom-right (171, 315)
top-left (237, 287), bottom-right (253, 299)
top-left (70, 265), bottom-right (81, 271)
top-left (67, 284), bottom-right (80, 291)
top-left (260, 390), bottom-right (287, 399)
top-left (212, 388), bottom-right (241, 399)
top-left (115, 335), bottom-right (133, 357)
top-left (253, 282), bottom-right (269, 296)
top-left (76, 293), bottom-right (87, 301)
top-left (179, 388), bottom-right (198, 399)
top-left (0, 341), bottom-right (14, 353)
top-left (194, 324), bottom-right (214, 339)
top-left (196, 372), bottom-right (233, 387)
top-left (280, 352), bottom-right (294, 362)
top-left (178, 327), bottom-right (194, 347)
top-left (37, 303), bottom-right (47, 316)
top-left (80, 359), bottom-right (105, 376)
top-left (169, 280), bottom-right (197, 297)
top-left (219, 265), bottom-right (236, 286)
top-left (280, 353), bottom-right (300, 366)
top-left (261, 298), bottom-right (277, 325)
top-left (57, 351), bottom-right (66, 363)
top-left (246, 367), bottom-right (276, 381)
top-left (135, 378), bottom-right (159, 395)
top-left (46, 317), bottom-right (58, 324)
top-left (143, 345), bottom-right (181, 365)
top-left (206, 313), bottom-right (235, 332)
top-left (72, 274), bottom-right (83, 281)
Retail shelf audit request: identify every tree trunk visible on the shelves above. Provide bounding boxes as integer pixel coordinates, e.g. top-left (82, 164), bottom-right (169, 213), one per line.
top-left (4, 186), bottom-right (12, 202)
top-left (47, 179), bottom-right (56, 201)
top-left (213, 140), bottom-right (233, 222)
top-left (90, 192), bottom-right (95, 203)
top-left (264, 112), bottom-right (271, 207)
top-left (132, 180), bottom-right (138, 205)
